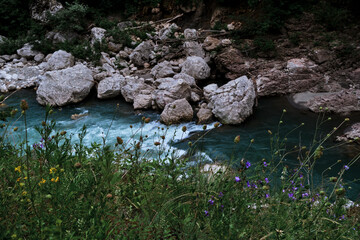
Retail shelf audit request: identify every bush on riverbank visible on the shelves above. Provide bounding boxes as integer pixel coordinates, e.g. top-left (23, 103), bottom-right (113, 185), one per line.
top-left (0, 100), bottom-right (359, 239)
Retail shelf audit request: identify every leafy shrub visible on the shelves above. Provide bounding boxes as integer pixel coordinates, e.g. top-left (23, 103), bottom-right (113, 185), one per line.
top-left (253, 37), bottom-right (276, 53)
top-left (0, 0), bottom-right (31, 38)
top-left (47, 2), bottom-right (89, 33)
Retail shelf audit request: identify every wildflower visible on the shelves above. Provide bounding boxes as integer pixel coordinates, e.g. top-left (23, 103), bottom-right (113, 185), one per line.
top-left (204, 210), bottom-right (209, 216)
top-left (234, 135), bottom-right (240, 144)
top-left (339, 215), bottom-right (345, 221)
top-left (265, 178), bottom-right (269, 184)
top-left (154, 141), bottom-right (161, 146)
top-left (116, 137), bottom-right (123, 144)
top-left (214, 122), bottom-right (220, 128)
top-left (19, 182), bottom-right (25, 187)
top-left (49, 167), bottom-right (56, 174)
top-left (218, 192), bottom-right (224, 198)
top-left (265, 193), bottom-right (270, 198)
top-left (263, 161), bottom-right (268, 167)
top-left (247, 181), bottom-right (251, 188)
top-left (302, 192), bottom-right (309, 198)
top-left (299, 173), bottom-right (303, 179)
top-left (245, 161), bottom-right (251, 169)
top-left (182, 126), bottom-right (187, 132)
top-left (22, 191), bottom-right (27, 196)
top-left (235, 176), bottom-right (240, 182)
top-left (54, 177), bottom-right (59, 182)
top-left (344, 165), bottom-right (349, 171)
top-left (144, 117), bottom-right (151, 123)
top-left (38, 178), bottom-right (46, 186)
top-left (17, 177), bottom-right (21, 182)
top-left (15, 166), bottom-right (21, 173)
top-left (267, 130), bottom-right (272, 135)
top-left (20, 99), bottom-right (28, 111)
top-left (208, 199), bottom-right (214, 205)
top-left (288, 193), bottom-right (295, 199)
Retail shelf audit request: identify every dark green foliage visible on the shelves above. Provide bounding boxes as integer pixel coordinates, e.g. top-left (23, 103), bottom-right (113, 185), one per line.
top-left (0, 0), bottom-right (31, 38)
top-left (253, 37), bottom-right (276, 53)
top-left (314, 1), bottom-right (351, 30)
top-left (47, 2), bottom-right (89, 34)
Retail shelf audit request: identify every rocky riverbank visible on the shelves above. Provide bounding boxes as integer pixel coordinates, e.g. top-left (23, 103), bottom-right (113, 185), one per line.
top-left (1, 6), bottom-right (360, 127)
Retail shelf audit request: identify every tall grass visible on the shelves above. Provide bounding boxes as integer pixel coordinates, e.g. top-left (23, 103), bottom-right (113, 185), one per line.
top-left (0, 99), bottom-right (359, 239)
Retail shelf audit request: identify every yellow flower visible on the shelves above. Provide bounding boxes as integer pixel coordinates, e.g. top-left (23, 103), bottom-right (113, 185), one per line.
top-left (24, 176), bottom-right (28, 180)
top-left (19, 182), bottom-right (25, 187)
top-left (17, 177), bottom-right (21, 182)
top-left (22, 191), bottom-right (27, 196)
top-left (15, 166), bottom-right (21, 173)
top-left (51, 177), bottom-right (59, 182)
top-left (49, 167), bottom-right (57, 174)
top-left (38, 178), bottom-right (46, 186)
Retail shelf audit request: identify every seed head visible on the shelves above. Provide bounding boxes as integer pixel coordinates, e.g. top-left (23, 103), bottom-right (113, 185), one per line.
top-left (60, 131), bottom-right (67, 136)
top-left (144, 117), bottom-right (151, 123)
top-left (13, 127), bottom-right (18, 132)
top-left (182, 126), bottom-right (187, 132)
top-left (203, 125), bottom-right (207, 130)
top-left (106, 193), bottom-right (113, 199)
top-left (20, 100), bottom-right (28, 111)
top-left (234, 135), bottom-right (240, 144)
top-left (74, 162), bottom-right (82, 168)
top-left (116, 137), bottom-right (123, 144)
top-left (154, 141), bottom-right (161, 146)
top-left (214, 122), bottom-right (220, 128)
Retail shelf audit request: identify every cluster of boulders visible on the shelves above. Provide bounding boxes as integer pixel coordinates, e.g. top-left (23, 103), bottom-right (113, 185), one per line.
top-left (1, 19), bottom-right (359, 125)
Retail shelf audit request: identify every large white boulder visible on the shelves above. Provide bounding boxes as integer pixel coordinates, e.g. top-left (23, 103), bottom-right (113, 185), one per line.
top-left (17, 44), bottom-right (40, 60)
top-left (36, 64), bottom-right (94, 106)
top-left (207, 76), bottom-right (255, 124)
top-left (129, 40), bottom-right (154, 67)
top-left (46, 50), bottom-right (74, 70)
top-left (121, 76), bottom-right (154, 103)
top-left (154, 77), bottom-right (191, 109)
top-left (180, 56), bottom-right (210, 80)
top-left (97, 74), bottom-right (124, 99)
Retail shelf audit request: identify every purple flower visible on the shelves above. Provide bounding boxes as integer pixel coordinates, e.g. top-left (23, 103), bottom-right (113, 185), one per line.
top-left (204, 210), bottom-right (209, 216)
top-left (246, 161), bottom-right (251, 169)
top-left (218, 192), bottom-right (224, 198)
top-left (344, 165), bottom-right (349, 171)
top-left (235, 176), bottom-right (240, 182)
top-left (208, 199), bottom-right (214, 205)
top-left (265, 178), bottom-right (269, 184)
top-left (263, 161), bottom-right (268, 167)
top-left (299, 173), bottom-right (303, 179)
top-left (247, 181), bottom-right (251, 188)
top-left (265, 193), bottom-right (270, 198)
top-left (339, 215), bottom-right (345, 221)
top-left (302, 192), bottom-right (309, 198)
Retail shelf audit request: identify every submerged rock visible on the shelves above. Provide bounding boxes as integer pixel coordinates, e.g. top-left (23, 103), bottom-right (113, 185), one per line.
top-left (207, 76), bottom-right (255, 125)
top-left (36, 64), bottom-right (94, 106)
top-left (160, 98), bottom-right (193, 125)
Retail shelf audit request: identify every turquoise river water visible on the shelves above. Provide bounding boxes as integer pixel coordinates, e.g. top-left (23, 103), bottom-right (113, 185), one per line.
top-left (1, 89), bottom-right (360, 200)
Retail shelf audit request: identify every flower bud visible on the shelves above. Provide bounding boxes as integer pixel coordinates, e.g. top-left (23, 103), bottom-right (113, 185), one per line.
top-left (182, 126), bottom-right (187, 132)
top-left (214, 122), bottom-right (220, 128)
top-left (116, 137), bottom-right (123, 144)
top-left (60, 131), bottom-right (67, 136)
top-left (144, 117), bottom-right (151, 123)
top-left (106, 193), bottom-right (113, 199)
top-left (154, 142), bottom-right (161, 146)
top-left (20, 100), bottom-right (28, 111)
top-left (13, 127), bottom-right (18, 132)
top-left (234, 135), bottom-right (240, 144)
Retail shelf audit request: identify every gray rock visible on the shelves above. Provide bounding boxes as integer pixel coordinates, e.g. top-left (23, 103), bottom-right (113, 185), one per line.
top-left (121, 76), bottom-right (154, 103)
top-left (133, 94), bottom-right (153, 110)
top-left (154, 77), bottom-right (191, 109)
top-left (197, 105), bottom-right (213, 124)
top-left (180, 56), bottom-right (210, 80)
top-left (207, 76), bottom-right (255, 124)
top-left (117, 21), bottom-right (133, 31)
top-left (160, 98), bottom-right (193, 125)
top-left (336, 123), bottom-right (360, 142)
top-left (17, 43), bottom-right (40, 59)
top-left (151, 61), bottom-right (175, 79)
top-left (30, 0), bottom-right (63, 22)
top-left (183, 41), bottom-right (205, 58)
top-left (292, 90), bottom-right (360, 114)
top-left (203, 84), bottom-right (218, 102)
top-left (310, 48), bottom-right (334, 64)
top-left (45, 31), bottom-right (78, 44)
top-left (173, 73), bottom-right (196, 87)
top-left (129, 40), bottom-right (154, 67)
top-left (91, 27), bottom-right (106, 45)
top-left (97, 74), bottom-right (124, 99)
top-left (34, 53), bottom-right (45, 63)
top-left (184, 29), bottom-right (198, 40)
top-left (36, 64), bottom-right (94, 106)
top-left (108, 42), bottom-right (122, 53)
top-left (159, 23), bottom-right (179, 41)
top-left (46, 50), bottom-right (74, 70)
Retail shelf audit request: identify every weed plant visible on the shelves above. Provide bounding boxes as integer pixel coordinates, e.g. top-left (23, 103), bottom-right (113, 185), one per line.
top-left (0, 99), bottom-right (359, 239)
